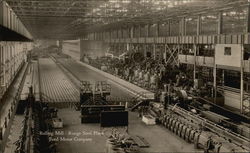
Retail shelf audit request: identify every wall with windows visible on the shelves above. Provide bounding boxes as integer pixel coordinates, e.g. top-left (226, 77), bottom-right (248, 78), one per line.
top-left (80, 40), bottom-right (109, 59)
top-left (62, 40), bottom-right (81, 61)
top-left (170, 20), bottom-right (180, 36)
top-left (99, 5), bottom-right (249, 40)
top-left (186, 17), bottom-right (197, 36)
top-left (201, 13), bottom-right (218, 35)
top-left (140, 25), bottom-right (147, 37)
top-left (158, 22), bottom-right (169, 37)
top-left (149, 24), bottom-right (157, 37)
top-left (222, 7), bottom-right (247, 34)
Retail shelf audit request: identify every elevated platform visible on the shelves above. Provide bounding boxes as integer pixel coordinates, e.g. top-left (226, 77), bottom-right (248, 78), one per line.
top-left (0, 62), bottom-right (28, 153)
top-left (20, 61), bottom-right (40, 102)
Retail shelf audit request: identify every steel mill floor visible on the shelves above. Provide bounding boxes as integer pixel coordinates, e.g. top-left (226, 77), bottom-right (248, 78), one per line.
top-left (39, 57), bottom-right (201, 153)
top-left (2, 57), bottom-right (248, 153)
top-left (55, 108), bottom-right (202, 153)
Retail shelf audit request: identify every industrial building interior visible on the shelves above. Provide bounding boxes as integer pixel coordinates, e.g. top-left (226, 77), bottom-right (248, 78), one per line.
top-left (0, 0), bottom-right (250, 153)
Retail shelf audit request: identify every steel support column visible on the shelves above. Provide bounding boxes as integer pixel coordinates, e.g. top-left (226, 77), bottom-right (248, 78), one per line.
top-left (130, 26), bottom-right (134, 38)
top-left (168, 20), bottom-right (171, 36)
top-left (193, 44), bottom-right (197, 88)
top-left (153, 44), bottom-right (156, 60)
top-left (246, 3), bottom-right (250, 33)
top-left (156, 23), bottom-right (159, 37)
top-left (180, 17), bottom-right (186, 36)
top-left (213, 64), bottom-right (217, 100)
top-left (146, 24), bottom-right (150, 37)
top-left (139, 25), bottom-right (141, 38)
top-left (120, 28), bottom-right (123, 39)
top-left (218, 11), bottom-right (223, 34)
top-left (144, 44), bottom-right (147, 57)
top-left (197, 15), bottom-right (201, 35)
top-left (240, 45), bottom-right (244, 114)
top-left (116, 29), bottom-right (119, 39)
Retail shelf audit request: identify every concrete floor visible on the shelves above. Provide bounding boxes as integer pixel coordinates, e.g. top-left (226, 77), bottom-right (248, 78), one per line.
top-left (51, 58), bottom-right (202, 152)
top-left (55, 108), bottom-right (202, 153)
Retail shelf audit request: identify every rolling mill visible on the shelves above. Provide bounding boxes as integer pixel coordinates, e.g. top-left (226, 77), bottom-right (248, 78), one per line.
top-left (1, 0), bottom-right (250, 153)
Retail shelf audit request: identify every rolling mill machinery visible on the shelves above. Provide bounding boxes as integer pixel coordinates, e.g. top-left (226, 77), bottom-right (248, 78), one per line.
top-left (14, 87), bottom-right (58, 153)
top-left (80, 81), bottom-right (128, 127)
top-left (133, 82), bottom-right (250, 153)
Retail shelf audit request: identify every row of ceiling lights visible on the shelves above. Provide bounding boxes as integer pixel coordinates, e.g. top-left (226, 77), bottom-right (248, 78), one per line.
top-left (81, 0), bottom-right (194, 24)
top-left (67, 0), bottom-right (243, 32)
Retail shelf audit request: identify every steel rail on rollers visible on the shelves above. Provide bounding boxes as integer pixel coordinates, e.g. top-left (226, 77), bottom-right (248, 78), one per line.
top-left (169, 105), bottom-right (250, 149)
top-left (191, 95), bottom-right (249, 123)
top-left (50, 55), bottom-right (152, 101)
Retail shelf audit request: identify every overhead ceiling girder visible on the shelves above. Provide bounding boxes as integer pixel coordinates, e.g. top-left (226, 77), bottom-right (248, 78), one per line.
top-left (4, 0), bottom-right (247, 39)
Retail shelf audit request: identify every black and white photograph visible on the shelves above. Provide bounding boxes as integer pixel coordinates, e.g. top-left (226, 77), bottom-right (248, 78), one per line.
top-left (0, 0), bottom-right (250, 153)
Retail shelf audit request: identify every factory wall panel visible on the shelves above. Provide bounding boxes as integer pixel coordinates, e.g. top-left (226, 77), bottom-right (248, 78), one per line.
top-left (0, 42), bottom-right (33, 99)
top-left (244, 60), bottom-right (250, 72)
top-left (36, 40), bottom-right (57, 48)
top-left (201, 13), bottom-right (218, 35)
top-left (196, 56), bottom-right (214, 67)
top-left (0, 2), bottom-right (3, 25)
top-left (186, 17), bottom-right (197, 36)
top-left (215, 44), bottom-right (242, 68)
top-left (62, 40), bottom-right (80, 61)
top-left (222, 7), bottom-right (247, 34)
top-left (134, 26), bottom-right (140, 37)
top-left (224, 90), bottom-right (241, 110)
top-left (159, 23), bottom-right (169, 37)
top-left (80, 40), bottom-right (109, 59)
top-left (0, 1), bottom-right (32, 40)
top-left (103, 34), bottom-right (248, 45)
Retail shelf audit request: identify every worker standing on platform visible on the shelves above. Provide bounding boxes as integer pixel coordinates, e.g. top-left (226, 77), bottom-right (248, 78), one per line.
top-left (124, 66), bottom-right (129, 80)
top-left (176, 74), bottom-right (180, 87)
top-left (139, 69), bottom-right (144, 86)
top-left (144, 71), bottom-right (150, 88)
top-left (155, 73), bottom-right (160, 90)
top-left (115, 67), bottom-right (119, 76)
top-left (134, 67), bottom-right (139, 84)
top-left (128, 66), bottom-right (133, 82)
top-left (150, 73), bottom-right (156, 90)
top-left (159, 63), bottom-right (166, 80)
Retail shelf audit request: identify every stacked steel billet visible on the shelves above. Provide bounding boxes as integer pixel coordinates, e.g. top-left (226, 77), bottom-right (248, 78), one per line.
top-left (158, 105), bottom-right (250, 153)
top-left (53, 56), bottom-right (141, 103)
top-left (38, 58), bottom-right (79, 105)
top-left (50, 55), bottom-right (80, 90)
